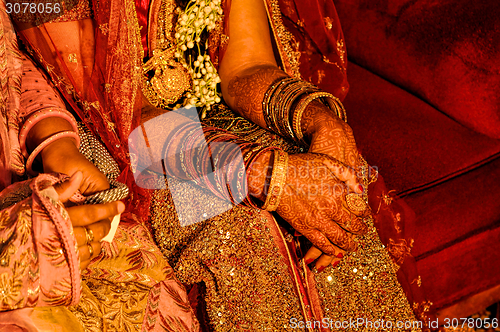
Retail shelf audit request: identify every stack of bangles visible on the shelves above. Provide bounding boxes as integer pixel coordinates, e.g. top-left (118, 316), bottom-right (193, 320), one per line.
top-left (163, 122), bottom-right (289, 211)
top-left (262, 76), bottom-right (347, 146)
top-left (18, 109), bottom-right (80, 175)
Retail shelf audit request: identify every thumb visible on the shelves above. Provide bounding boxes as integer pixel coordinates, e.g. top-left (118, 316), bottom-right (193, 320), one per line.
top-left (54, 171), bottom-right (83, 203)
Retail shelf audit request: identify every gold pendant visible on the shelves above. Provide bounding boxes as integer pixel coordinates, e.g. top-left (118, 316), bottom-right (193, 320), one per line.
top-left (143, 48), bottom-right (191, 107)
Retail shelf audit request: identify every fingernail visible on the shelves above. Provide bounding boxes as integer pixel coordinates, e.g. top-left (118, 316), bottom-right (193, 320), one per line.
top-left (317, 266), bottom-right (325, 273)
top-left (332, 261), bottom-right (340, 268)
top-left (304, 258), bottom-right (314, 265)
top-left (117, 201), bottom-right (126, 214)
top-left (336, 253), bottom-right (343, 259)
top-left (357, 184), bottom-right (364, 194)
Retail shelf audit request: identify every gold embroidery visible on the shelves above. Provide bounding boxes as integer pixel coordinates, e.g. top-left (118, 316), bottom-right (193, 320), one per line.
top-left (221, 34), bottom-right (229, 46)
top-left (99, 23), bottom-right (109, 35)
top-left (324, 16), bottom-right (333, 30)
top-left (317, 69), bottom-right (325, 85)
top-left (413, 300), bottom-right (433, 322)
top-left (315, 219), bottom-right (419, 330)
top-left (387, 238), bottom-right (414, 265)
top-left (150, 179), bottom-right (304, 330)
top-left (411, 276), bottom-right (422, 287)
top-left (337, 39), bottom-right (346, 66)
top-left (264, 0), bottom-right (301, 79)
top-left (68, 53), bottom-right (78, 64)
top-left (70, 279), bottom-right (149, 332)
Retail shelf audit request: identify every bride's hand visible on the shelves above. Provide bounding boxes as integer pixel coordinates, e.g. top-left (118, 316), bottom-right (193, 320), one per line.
top-left (26, 117), bottom-right (109, 195)
top-left (298, 101), bottom-right (370, 270)
top-left (304, 101), bottom-right (361, 170)
top-left (41, 137), bottom-right (110, 195)
top-left (249, 152), bottom-right (368, 268)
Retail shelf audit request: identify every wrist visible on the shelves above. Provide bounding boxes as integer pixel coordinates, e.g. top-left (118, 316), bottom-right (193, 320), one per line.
top-left (40, 137), bottom-right (80, 172)
top-left (26, 117), bottom-right (76, 153)
top-left (301, 100), bottom-right (337, 141)
top-left (247, 150), bottom-right (273, 201)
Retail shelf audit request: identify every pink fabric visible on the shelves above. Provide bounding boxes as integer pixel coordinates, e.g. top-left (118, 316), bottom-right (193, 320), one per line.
top-left (0, 174), bottom-right (81, 310)
top-left (0, 309), bottom-right (38, 332)
top-left (0, 2), bottom-right (23, 187)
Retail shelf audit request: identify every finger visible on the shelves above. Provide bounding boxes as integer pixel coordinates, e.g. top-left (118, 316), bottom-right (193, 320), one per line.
top-left (304, 246), bottom-right (323, 264)
top-left (80, 259), bottom-right (90, 271)
top-left (53, 171), bottom-right (83, 203)
top-left (302, 229), bottom-right (339, 256)
top-left (315, 254), bottom-right (334, 272)
top-left (321, 222), bottom-right (358, 252)
top-left (322, 156), bottom-right (363, 194)
top-left (79, 241), bottom-right (101, 262)
top-left (73, 219), bottom-right (112, 246)
top-left (68, 201), bottom-right (125, 227)
top-left (337, 205), bottom-right (368, 235)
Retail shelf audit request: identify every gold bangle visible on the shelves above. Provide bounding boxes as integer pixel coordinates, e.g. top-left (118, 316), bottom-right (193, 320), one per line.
top-left (261, 150), bottom-right (289, 211)
top-left (292, 92), bottom-right (348, 146)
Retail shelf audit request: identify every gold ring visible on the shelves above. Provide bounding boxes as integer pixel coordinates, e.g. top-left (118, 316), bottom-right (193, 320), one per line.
top-left (344, 193), bottom-right (368, 214)
top-left (84, 226), bottom-right (94, 244)
top-left (87, 243), bottom-right (94, 258)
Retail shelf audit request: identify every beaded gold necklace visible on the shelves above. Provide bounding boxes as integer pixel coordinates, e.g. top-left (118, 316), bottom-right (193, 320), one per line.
top-left (142, 0), bottom-right (192, 108)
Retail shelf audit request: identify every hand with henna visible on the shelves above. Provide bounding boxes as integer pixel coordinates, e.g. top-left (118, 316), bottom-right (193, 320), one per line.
top-left (300, 100), bottom-right (370, 270)
top-left (249, 151), bottom-right (368, 270)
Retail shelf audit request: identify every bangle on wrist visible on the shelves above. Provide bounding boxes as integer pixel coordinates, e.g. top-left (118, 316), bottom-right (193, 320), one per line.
top-left (19, 109), bottom-right (79, 158)
top-left (293, 92), bottom-right (347, 146)
top-left (26, 131), bottom-right (80, 175)
top-left (261, 149), bottom-right (288, 211)
top-left (262, 77), bottom-right (347, 147)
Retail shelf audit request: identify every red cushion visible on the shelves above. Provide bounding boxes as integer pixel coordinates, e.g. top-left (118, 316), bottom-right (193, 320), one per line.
top-left (343, 62), bottom-right (500, 194)
top-left (333, 0), bottom-right (500, 139)
top-left (343, 61), bottom-right (500, 310)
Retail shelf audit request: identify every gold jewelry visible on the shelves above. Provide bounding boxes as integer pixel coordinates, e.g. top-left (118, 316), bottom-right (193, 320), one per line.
top-left (293, 91), bottom-right (347, 146)
top-left (262, 150), bottom-right (289, 211)
top-left (84, 226), bottom-right (94, 244)
top-left (141, 0), bottom-right (191, 107)
top-left (344, 193), bottom-right (368, 214)
top-left (87, 243), bottom-right (94, 258)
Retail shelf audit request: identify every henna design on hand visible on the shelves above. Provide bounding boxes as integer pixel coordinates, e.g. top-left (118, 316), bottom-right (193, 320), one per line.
top-left (275, 153), bottom-right (369, 254)
top-left (226, 65), bottom-right (288, 129)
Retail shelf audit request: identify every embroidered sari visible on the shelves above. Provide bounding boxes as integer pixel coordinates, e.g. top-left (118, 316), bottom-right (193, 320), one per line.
top-left (1, 0), bottom-right (430, 330)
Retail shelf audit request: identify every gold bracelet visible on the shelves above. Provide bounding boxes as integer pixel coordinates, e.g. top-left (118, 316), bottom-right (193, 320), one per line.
top-left (261, 150), bottom-right (289, 211)
top-left (292, 92), bottom-right (348, 146)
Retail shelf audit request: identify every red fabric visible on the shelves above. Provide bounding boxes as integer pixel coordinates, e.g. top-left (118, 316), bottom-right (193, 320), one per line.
top-left (343, 62), bottom-right (500, 195)
top-left (342, 61), bottom-right (500, 311)
top-left (278, 0), bottom-right (349, 100)
top-left (406, 155), bottom-right (500, 309)
top-left (333, 0), bottom-right (500, 139)
top-left (135, 0), bottom-right (150, 53)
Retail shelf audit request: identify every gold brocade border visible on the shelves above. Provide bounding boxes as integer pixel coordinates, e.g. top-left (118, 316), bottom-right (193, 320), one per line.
top-left (147, 0), bottom-right (162, 57)
top-left (123, 0), bottom-right (144, 109)
top-left (263, 0), bottom-right (302, 79)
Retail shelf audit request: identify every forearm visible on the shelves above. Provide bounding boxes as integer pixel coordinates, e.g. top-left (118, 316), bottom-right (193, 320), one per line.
top-left (222, 65), bottom-right (288, 130)
top-left (19, 55), bottom-right (80, 173)
top-left (218, 0), bottom-right (282, 129)
top-left (155, 117), bottom-right (275, 205)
